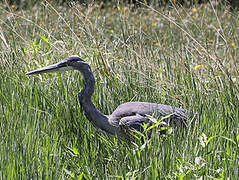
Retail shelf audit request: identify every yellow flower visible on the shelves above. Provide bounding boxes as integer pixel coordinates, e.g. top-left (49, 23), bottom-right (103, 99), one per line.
top-left (230, 42), bottom-right (235, 47)
top-left (10, 5), bottom-right (16, 9)
top-left (192, 8), bottom-right (198, 13)
top-left (194, 64), bottom-right (203, 70)
top-left (152, 23), bottom-right (157, 27)
top-left (154, 42), bottom-right (160, 47)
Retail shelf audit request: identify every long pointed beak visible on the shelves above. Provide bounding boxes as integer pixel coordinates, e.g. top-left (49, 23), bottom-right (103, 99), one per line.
top-left (26, 63), bottom-right (60, 75)
top-left (26, 62), bottom-right (73, 75)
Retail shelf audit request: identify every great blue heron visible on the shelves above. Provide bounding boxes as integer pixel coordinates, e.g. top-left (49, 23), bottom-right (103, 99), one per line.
top-left (27, 55), bottom-right (187, 140)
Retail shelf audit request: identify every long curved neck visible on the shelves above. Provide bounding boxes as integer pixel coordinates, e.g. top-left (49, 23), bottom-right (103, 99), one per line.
top-left (78, 65), bottom-right (117, 135)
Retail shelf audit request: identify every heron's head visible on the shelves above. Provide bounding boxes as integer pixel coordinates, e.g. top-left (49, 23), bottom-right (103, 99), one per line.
top-left (26, 55), bottom-right (88, 75)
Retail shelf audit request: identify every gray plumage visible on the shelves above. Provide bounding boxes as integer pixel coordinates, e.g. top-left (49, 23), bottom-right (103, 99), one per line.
top-left (27, 55), bottom-right (187, 139)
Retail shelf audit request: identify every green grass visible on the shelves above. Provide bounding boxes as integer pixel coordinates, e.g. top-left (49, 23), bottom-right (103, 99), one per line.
top-left (0, 1), bottom-right (238, 179)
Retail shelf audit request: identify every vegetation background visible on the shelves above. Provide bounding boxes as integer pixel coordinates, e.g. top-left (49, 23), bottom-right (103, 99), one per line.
top-left (0, 0), bottom-right (238, 179)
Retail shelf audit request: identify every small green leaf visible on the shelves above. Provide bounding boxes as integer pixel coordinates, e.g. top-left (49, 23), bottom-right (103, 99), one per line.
top-left (236, 135), bottom-right (239, 142)
top-left (72, 147), bottom-right (79, 155)
top-left (63, 168), bottom-right (75, 178)
top-left (41, 35), bottom-right (50, 43)
top-left (145, 113), bottom-right (173, 132)
top-left (206, 135), bottom-right (218, 146)
top-left (78, 172), bottom-right (85, 180)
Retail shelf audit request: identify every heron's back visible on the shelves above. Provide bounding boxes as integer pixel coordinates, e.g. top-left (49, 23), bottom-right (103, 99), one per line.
top-left (109, 102), bottom-right (187, 126)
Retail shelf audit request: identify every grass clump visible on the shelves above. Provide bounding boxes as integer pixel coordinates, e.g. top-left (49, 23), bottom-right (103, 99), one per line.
top-left (0, 1), bottom-right (238, 179)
